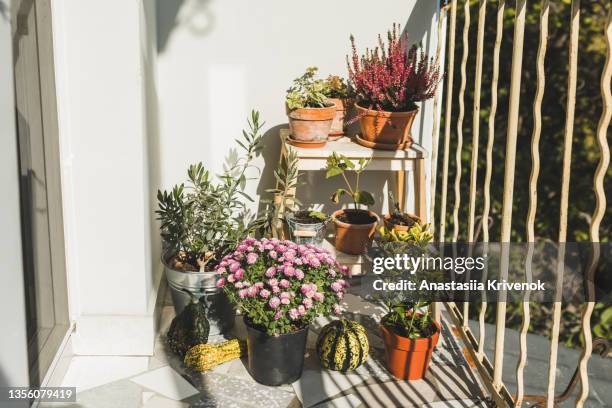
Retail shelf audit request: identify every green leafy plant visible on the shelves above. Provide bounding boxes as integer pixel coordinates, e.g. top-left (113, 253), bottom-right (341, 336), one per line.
top-left (325, 152), bottom-right (374, 209)
top-left (322, 75), bottom-right (352, 99)
top-left (378, 222), bottom-right (433, 246)
top-left (378, 222), bottom-right (436, 339)
top-left (308, 211), bottom-right (329, 222)
top-left (156, 111), bottom-right (264, 271)
top-left (286, 67), bottom-right (332, 110)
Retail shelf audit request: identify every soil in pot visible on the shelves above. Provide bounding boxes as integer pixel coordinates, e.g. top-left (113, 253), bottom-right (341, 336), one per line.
top-left (355, 103), bottom-right (419, 149)
top-left (287, 104), bottom-right (336, 143)
top-left (384, 212), bottom-right (420, 232)
top-left (333, 209), bottom-right (379, 255)
top-left (244, 317), bottom-right (309, 386)
top-left (292, 210), bottom-right (325, 224)
top-left (287, 211), bottom-right (327, 245)
top-left (380, 315), bottom-right (440, 381)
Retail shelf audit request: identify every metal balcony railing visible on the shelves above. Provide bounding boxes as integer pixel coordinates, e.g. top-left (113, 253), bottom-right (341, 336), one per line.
top-left (429, 1), bottom-right (611, 406)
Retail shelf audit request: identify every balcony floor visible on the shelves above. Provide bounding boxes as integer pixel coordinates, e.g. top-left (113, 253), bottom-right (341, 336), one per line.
top-left (43, 283), bottom-right (489, 408)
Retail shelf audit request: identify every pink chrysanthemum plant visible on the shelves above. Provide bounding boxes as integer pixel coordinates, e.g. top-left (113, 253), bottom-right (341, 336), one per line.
top-left (215, 238), bottom-right (350, 336)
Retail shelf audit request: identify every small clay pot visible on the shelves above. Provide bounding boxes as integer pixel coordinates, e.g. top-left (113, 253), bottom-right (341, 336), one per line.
top-left (380, 320), bottom-right (440, 381)
top-left (383, 213), bottom-right (421, 232)
top-left (332, 209), bottom-right (379, 255)
top-left (287, 104), bottom-right (336, 142)
top-left (355, 103), bottom-right (419, 149)
top-left (329, 98), bottom-right (349, 136)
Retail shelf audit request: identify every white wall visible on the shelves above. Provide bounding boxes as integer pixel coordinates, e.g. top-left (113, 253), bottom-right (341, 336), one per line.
top-left (0, 0), bottom-right (30, 388)
top-left (156, 0), bottom-right (441, 217)
top-left (51, 0), bottom-right (161, 355)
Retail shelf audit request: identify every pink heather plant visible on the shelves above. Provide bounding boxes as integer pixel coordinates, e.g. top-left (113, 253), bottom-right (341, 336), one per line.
top-left (216, 238), bottom-right (350, 336)
top-left (347, 24), bottom-right (441, 112)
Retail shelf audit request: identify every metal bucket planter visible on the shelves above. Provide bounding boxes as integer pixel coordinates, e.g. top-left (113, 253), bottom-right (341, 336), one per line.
top-left (163, 253), bottom-right (235, 337)
top-left (286, 213), bottom-right (326, 246)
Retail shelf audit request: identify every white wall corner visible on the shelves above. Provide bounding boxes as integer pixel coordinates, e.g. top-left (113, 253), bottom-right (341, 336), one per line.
top-left (51, 0), bottom-right (162, 355)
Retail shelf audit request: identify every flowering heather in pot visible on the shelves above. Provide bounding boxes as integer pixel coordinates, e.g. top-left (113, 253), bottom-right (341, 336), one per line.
top-left (347, 24), bottom-right (440, 112)
top-left (215, 238), bottom-right (350, 336)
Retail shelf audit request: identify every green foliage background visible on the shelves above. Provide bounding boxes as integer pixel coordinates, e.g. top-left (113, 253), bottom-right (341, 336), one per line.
top-left (436, 1), bottom-right (611, 350)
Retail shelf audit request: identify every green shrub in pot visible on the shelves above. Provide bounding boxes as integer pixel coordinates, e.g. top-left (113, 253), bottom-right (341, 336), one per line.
top-left (156, 110), bottom-right (264, 331)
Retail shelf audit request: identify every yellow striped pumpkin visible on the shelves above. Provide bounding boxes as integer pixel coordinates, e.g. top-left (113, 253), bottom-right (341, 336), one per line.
top-left (316, 320), bottom-right (369, 372)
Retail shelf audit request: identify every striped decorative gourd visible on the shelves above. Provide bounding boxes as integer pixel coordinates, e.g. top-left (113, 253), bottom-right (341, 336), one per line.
top-left (316, 319), bottom-right (369, 373)
top-left (184, 339), bottom-right (245, 372)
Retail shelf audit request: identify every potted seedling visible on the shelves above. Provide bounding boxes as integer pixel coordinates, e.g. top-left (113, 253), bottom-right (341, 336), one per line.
top-left (325, 153), bottom-right (379, 255)
top-left (348, 24), bottom-right (441, 150)
top-left (322, 75), bottom-right (353, 137)
top-left (156, 111), bottom-right (264, 336)
top-left (377, 223), bottom-right (440, 380)
top-left (286, 67), bottom-right (336, 147)
top-left (384, 191), bottom-right (421, 232)
top-left (216, 238), bottom-right (349, 385)
top-left (286, 210), bottom-right (329, 246)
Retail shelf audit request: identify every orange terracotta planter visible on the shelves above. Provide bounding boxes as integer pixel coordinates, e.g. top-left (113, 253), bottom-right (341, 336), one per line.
top-left (380, 320), bottom-right (440, 381)
top-left (287, 104), bottom-right (335, 142)
top-left (332, 209), bottom-right (379, 255)
top-left (355, 103), bottom-right (418, 149)
top-left (383, 213), bottom-right (421, 232)
top-left (328, 98), bottom-right (349, 136)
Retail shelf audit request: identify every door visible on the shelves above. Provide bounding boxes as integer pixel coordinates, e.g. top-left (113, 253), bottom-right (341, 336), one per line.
top-left (12, 0), bottom-right (69, 387)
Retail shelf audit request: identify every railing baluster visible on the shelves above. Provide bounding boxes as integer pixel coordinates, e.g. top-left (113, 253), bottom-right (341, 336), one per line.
top-left (463, 0), bottom-right (486, 328)
top-left (575, 4), bottom-right (611, 408)
top-left (430, 3), bottom-right (448, 325)
top-left (494, 0), bottom-right (527, 390)
top-left (515, 1), bottom-right (549, 406)
top-left (439, 0), bottom-right (457, 242)
top-left (429, 5), bottom-right (446, 229)
top-left (479, 0), bottom-right (506, 359)
top-left (547, 2), bottom-right (580, 407)
top-left (452, 0), bottom-right (469, 243)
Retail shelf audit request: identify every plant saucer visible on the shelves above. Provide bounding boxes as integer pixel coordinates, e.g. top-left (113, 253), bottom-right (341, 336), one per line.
top-left (355, 134), bottom-right (412, 150)
top-left (287, 135), bottom-right (327, 149)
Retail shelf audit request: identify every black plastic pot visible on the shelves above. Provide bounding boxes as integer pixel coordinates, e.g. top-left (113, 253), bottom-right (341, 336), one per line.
top-left (244, 317), bottom-right (308, 386)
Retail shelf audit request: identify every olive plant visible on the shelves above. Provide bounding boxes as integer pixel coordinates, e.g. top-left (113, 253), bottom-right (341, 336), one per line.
top-left (156, 110), bottom-right (264, 271)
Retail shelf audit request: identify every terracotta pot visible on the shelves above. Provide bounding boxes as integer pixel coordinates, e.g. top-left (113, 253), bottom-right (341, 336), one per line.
top-left (383, 213), bottom-right (421, 232)
top-left (380, 320), bottom-right (440, 381)
top-left (332, 209), bottom-right (379, 255)
top-left (329, 98), bottom-right (349, 136)
top-left (355, 103), bottom-right (419, 149)
top-left (287, 104), bottom-right (336, 142)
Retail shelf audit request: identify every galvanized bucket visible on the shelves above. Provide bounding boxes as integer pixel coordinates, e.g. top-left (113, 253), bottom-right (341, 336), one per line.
top-left (286, 214), bottom-right (326, 246)
top-left (163, 252), bottom-right (235, 336)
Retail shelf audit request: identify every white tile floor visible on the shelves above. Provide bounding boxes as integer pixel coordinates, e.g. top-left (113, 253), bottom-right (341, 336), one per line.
top-left (42, 282), bottom-right (489, 408)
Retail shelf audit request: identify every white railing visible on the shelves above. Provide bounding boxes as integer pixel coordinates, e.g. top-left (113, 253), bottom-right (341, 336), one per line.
top-left (431, 1), bottom-right (611, 406)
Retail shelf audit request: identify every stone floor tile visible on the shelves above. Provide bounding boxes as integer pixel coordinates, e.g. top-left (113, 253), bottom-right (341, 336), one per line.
top-left (130, 366), bottom-right (199, 401)
top-left (142, 394), bottom-right (190, 408)
top-left (43, 379), bottom-right (144, 408)
top-left (187, 371), bottom-right (294, 407)
top-left (349, 379), bottom-right (440, 408)
top-left (311, 394), bottom-right (363, 408)
top-left (60, 356), bottom-right (149, 393)
top-left (427, 364), bottom-right (484, 402)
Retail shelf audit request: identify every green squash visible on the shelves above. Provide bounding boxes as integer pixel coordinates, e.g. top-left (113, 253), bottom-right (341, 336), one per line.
top-left (167, 290), bottom-right (210, 356)
top-left (316, 319), bottom-right (369, 373)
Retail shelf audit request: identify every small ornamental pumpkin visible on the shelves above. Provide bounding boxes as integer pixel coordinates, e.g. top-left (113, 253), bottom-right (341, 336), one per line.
top-left (184, 339), bottom-right (246, 372)
top-left (167, 290), bottom-right (210, 356)
top-left (316, 319), bottom-right (369, 372)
